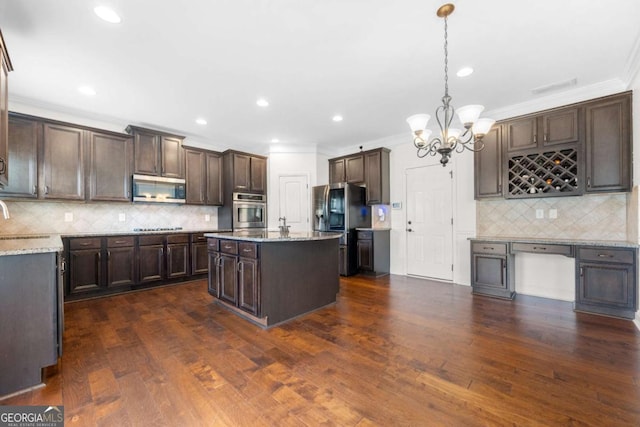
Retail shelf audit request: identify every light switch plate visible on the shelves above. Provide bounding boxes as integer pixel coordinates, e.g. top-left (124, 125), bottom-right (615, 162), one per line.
top-left (205, 214), bottom-right (211, 222)
top-left (64, 212), bottom-right (73, 222)
top-left (549, 209), bottom-right (557, 219)
top-left (118, 213), bottom-right (126, 222)
top-left (535, 209), bottom-right (544, 219)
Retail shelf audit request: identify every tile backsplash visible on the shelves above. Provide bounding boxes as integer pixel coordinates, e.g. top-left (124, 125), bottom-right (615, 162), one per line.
top-left (0, 201), bottom-right (219, 235)
top-left (477, 193), bottom-right (631, 241)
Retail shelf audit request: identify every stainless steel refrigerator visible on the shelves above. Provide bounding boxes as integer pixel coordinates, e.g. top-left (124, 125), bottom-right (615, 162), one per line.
top-left (312, 182), bottom-right (370, 276)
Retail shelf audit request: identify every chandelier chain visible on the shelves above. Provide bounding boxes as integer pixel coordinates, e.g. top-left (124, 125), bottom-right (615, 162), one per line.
top-left (443, 15), bottom-right (449, 98)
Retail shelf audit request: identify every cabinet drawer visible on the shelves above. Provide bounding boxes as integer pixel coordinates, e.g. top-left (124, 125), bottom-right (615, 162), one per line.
top-left (220, 240), bottom-right (238, 255)
top-left (167, 234), bottom-right (189, 244)
top-left (69, 237), bottom-right (101, 250)
top-left (138, 235), bottom-right (164, 246)
top-left (107, 236), bottom-right (135, 247)
top-left (472, 242), bottom-right (507, 255)
top-left (578, 247), bottom-right (635, 264)
top-left (207, 238), bottom-right (219, 251)
top-left (192, 233), bottom-right (208, 243)
top-left (357, 231), bottom-right (373, 240)
top-left (238, 242), bottom-right (259, 259)
top-left (512, 242), bottom-right (572, 257)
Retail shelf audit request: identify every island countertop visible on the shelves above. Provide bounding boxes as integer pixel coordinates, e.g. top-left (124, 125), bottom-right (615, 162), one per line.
top-left (204, 230), bottom-right (342, 242)
top-left (0, 234), bottom-right (63, 256)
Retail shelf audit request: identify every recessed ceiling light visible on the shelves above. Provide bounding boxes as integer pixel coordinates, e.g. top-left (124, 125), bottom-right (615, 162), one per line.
top-left (195, 118), bottom-right (207, 125)
top-left (456, 67), bottom-right (474, 77)
top-left (270, 138), bottom-right (280, 143)
top-left (332, 115), bottom-right (343, 122)
top-left (94, 6), bottom-right (121, 24)
top-left (256, 98), bottom-right (269, 107)
top-left (78, 85), bottom-right (96, 96)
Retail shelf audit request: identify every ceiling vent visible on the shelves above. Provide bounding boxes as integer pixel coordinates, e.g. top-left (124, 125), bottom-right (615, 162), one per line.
top-left (530, 78), bottom-right (577, 95)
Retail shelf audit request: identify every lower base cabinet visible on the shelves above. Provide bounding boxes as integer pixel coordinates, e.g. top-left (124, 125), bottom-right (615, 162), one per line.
top-left (575, 246), bottom-right (637, 319)
top-left (470, 241), bottom-right (515, 300)
top-left (356, 229), bottom-right (390, 276)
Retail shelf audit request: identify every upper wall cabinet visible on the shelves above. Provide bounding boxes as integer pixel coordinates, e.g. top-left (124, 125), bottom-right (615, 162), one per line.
top-left (88, 131), bottom-right (134, 202)
top-left (329, 148), bottom-right (390, 205)
top-left (505, 106), bottom-right (580, 153)
top-left (185, 148), bottom-right (223, 205)
top-left (583, 92), bottom-right (631, 193)
top-left (474, 125), bottom-right (503, 199)
top-left (42, 123), bottom-right (85, 200)
top-left (223, 150), bottom-right (267, 194)
top-left (126, 125), bottom-right (185, 179)
top-left (2, 114), bottom-right (38, 198)
top-left (0, 30), bottom-right (13, 188)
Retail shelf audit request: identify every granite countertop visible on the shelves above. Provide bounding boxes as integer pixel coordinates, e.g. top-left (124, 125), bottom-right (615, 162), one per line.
top-left (355, 227), bottom-right (391, 231)
top-left (470, 236), bottom-right (639, 248)
top-left (205, 230), bottom-right (342, 242)
top-left (0, 234), bottom-right (64, 256)
top-left (61, 229), bottom-right (232, 238)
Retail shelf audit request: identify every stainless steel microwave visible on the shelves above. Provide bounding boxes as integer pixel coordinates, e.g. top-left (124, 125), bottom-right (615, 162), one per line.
top-left (132, 174), bottom-right (186, 203)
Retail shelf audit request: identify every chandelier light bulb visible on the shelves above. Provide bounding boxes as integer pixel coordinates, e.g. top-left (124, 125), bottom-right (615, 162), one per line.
top-left (472, 118), bottom-right (496, 136)
top-left (406, 114), bottom-right (431, 133)
top-left (456, 105), bottom-right (484, 127)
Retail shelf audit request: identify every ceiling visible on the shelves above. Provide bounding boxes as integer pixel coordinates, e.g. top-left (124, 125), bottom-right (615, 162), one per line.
top-left (1, 0), bottom-right (639, 154)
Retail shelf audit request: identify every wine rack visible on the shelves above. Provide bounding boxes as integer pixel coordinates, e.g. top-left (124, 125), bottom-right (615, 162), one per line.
top-left (507, 148), bottom-right (579, 198)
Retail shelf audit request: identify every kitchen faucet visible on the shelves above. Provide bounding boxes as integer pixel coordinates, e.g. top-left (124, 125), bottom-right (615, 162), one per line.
top-left (0, 199), bottom-right (9, 220)
top-left (278, 216), bottom-right (289, 235)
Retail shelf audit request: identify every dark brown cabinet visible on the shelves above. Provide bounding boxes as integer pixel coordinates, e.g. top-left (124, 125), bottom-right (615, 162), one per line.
top-left (166, 234), bottom-right (189, 279)
top-left (363, 148), bottom-right (390, 205)
top-left (42, 123), bottom-right (85, 200)
top-left (126, 125), bottom-right (185, 179)
top-left (106, 237), bottom-right (136, 288)
top-left (2, 114), bottom-right (38, 197)
top-left (505, 106), bottom-right (579, 153)
top-left (211, 238), bottom-right (260, 316)
top-left (207, 238), bottom-right (220, 297)
top-left (356, 229), bottom-right (390, 276)
top-left (584, 92), bottom-right (631, 193)
top-left (575, 246), bottom-right (637, 319)
top-left (191, 233), bottom-right (210, 275)
top-left (68, 237), bottom-right (103, 295)
top-left (88, 131), bottom-right (133, 202)
top-left (329, 148), bottom-right (390, 205)
top-left (470, 242), bottom-right (515, 300)
top-left (185, 148), bottom-right (223, 205)
top-left (474, 125), bottom-right (503, 199)
top-left (138, 235), bottom-right (165, 284)
top-left (0, 32), bottom-right (11, 188)
top-left (223, 150), bottom-right (267, 194)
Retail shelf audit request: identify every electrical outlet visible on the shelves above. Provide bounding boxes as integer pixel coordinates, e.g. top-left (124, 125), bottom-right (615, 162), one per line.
top-left (535, 209), bottom-right (544, 219)
top-left (118, 213), bottom-right (126, 222)
top-left (549, 209), bottom-right (557, 219)
top-left (205, 214), bottom-right (211, 222)
top-left (64, 212), bottom-right (73, 222)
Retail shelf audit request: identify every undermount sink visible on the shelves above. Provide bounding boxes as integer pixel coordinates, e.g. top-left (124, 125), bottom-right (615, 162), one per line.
top-left (0, 235), bottom-right (50, 240)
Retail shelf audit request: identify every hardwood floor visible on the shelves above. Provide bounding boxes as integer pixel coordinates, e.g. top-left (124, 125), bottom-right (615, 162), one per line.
top-left (3, 275), bottom-right (640, 426)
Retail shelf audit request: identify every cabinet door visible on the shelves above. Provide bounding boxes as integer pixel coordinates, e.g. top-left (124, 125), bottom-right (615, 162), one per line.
top-left (357, 240), bottom-right (373, 271)
top-left (364, 151), bottom-right (382, 204)
top-left (584, 94), bottom-right (631, 193)
top-left (2, 115), bottom-right (38, 198)
top-left (474, 125), bottom-right (503, 199)
top-left (542, 107), bottom-right (579, 146)
top-left (42, 123), bottom-right (84, 200)
top-left (577, 262), bottom-right (635, 312)
top-left (89, 132), bottom-right (133, 202)
top-left (505, 116), bottom-right (537, 152)
top-left (233, 153), bottom-right (251, 191)
top-left (167, 242), bottom-right (189, 278)
top-left (345, 155), bottom-right (365, 183)
top-left (185, 149), bottom-right (205, 204)
top-left (134, 130), bottom-right (160, 176)
top-left (69, 249), bottom-right (102, 294)
top-left (138, 244), bottom-right (164, 283)
top-left (219, 254), bottom-right (238, 305)
top-left (192, 241), bottom-right (209, 275)
top-left (206, 152), bottom-right (223, 205)
top-left (161, 135), bottom-right (184, 178)
top-left (329, 159), bottom-right (345, 184)
top-left (250, 156), bottom-right (266, 192)
top-left (0, 53), bottom-right (8, 187)
top-left (238, 257), bottom-right (259, 315)
top-left (472, 254), bottom-right (508, 291)
top-left (208, 252), bottom-right (220, 296)
top-left (107, 246), bottom-right (136, 288)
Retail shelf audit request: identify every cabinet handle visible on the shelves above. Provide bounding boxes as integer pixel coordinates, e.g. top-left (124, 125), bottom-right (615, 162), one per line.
top-left (107, 250), bottom-right (111, 261)
top-left (0, 157), bottom-right (5, 174)
top-left (483, 247), bottom-right (494, 250)
top-left (32, 185), bottom-right (37, 195)
top-left (79, 242), bottom-right (92, 246)
top-left (580, 267), bottom-right (584, 277)
top-left (237, 261), bottom-right (243, 272)
top-left (587, 177), bottom-right (591, 188)
top-left (44, 185), bottom-right (50, 194)
top-left (197, 237), bottom-right (206, 241)
top-left (533, 246), bottom-right (547, 251)
top-left (543, 133), bottom-right (548, 142)
top-left (242, 248), bottom-right (252, 253)
top-left (533, 134), bottom-right (537, 144)
top-left (597, 254), bottom-right (614, 258)
top-left (114, 240), bottom-right (127, 244)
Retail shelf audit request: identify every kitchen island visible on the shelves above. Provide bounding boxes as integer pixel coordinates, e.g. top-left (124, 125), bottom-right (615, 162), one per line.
top-left (0, 234), bottom-right (63, 397)
top-left (205, 230), bottom-right (341, 327)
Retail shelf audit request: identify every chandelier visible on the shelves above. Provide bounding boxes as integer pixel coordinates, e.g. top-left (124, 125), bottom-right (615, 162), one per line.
top-left (406, 3), bottom-right (495, 166)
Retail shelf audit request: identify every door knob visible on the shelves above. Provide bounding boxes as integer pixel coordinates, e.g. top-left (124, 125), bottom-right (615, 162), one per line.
top-left (408, 220), bottom-right (412, 225)
top-left (407, 228), bottom-right (413, 232)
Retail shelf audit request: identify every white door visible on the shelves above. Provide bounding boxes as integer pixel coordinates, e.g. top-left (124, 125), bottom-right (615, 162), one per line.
top-left (278, 175), bottom-right (309, 232)
top-left (406, 166), bottom-right (453, 281)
